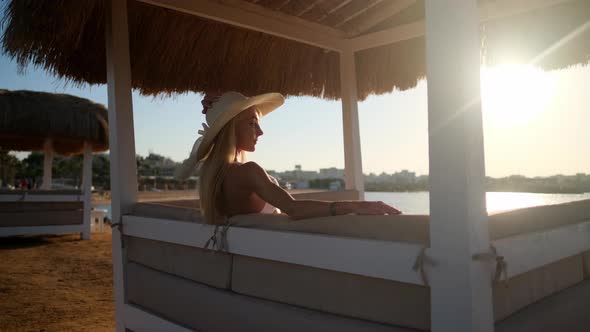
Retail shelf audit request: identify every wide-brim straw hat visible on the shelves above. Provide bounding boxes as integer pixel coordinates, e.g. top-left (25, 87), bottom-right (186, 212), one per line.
top-left (175, 91), bottom-right (284, 180)
top-left (196, 91), bottom-right (284, 160)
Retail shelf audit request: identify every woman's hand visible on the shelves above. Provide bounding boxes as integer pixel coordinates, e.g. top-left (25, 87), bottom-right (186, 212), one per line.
top-left (336, 201), bottom-right (402, 216)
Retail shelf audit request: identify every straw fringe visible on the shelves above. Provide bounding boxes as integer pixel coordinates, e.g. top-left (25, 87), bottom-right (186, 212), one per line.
top-left (0, 89), bottom-right (109, 155)
top-left (1, 0), bottom-right (589, 101)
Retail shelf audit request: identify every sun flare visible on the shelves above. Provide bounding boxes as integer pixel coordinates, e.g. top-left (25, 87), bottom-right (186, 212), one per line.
top-left (481, 64), bottom-right (556, 127)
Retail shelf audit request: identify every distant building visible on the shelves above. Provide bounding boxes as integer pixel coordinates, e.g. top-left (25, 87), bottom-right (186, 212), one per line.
top-left (329, 181), bottom-right (342, 191)
top-left (282, 165), bottom-right (318, 182)
top-left (158, 166), bottom-right (177, 177)
top-left (319, 167), bottom-right (344, 179)
top-left (392, 170), bottom-right (416, 185)
top-left (294, 180), bottom-right (309, 189)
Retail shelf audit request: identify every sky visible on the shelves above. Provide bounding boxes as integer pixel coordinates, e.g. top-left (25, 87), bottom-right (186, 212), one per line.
top-left (1, 49), bottom-right (589, 177)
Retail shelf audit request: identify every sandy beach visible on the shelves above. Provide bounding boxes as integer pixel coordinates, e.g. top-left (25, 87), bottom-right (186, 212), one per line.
top-left (92, 189), bottom-right (200, 205)
top-left (0, 232), bottom-right (115, 332)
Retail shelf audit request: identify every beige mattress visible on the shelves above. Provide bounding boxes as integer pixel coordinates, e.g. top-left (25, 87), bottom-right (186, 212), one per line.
top-left (125, 199), bottom-right (590, 330)
top-left (0, 201), bottom-right (83, 227)
top-left (126, 262), bottom-right (412, 332)
top-left (131, 198), bottom-right (590, 243)
top-left (124, 260), bottom-right (590, 332)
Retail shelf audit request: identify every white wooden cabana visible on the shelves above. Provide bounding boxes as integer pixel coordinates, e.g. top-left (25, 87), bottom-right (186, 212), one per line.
top-left (0, 90), bottom-right (110, 240)
top-left (98, 1), bottom-right (590, 331)
top-left (3, 0), bottom-right (589, 331)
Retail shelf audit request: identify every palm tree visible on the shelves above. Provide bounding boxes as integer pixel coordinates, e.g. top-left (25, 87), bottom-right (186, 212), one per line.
top-left (0, 150), bottom-right (21, 187)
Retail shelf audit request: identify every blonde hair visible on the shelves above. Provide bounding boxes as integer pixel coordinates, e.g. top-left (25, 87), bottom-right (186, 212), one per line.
top-left (199, 118), bottom-right (245, 224)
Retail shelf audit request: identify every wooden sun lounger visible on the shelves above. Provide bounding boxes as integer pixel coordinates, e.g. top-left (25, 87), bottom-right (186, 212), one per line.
top-left (0, 190), bottom-right (88, 238)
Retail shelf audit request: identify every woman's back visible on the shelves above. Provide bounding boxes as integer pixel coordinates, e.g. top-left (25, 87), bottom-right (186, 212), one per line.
top-left (221, 162), bottom-right (275, 217)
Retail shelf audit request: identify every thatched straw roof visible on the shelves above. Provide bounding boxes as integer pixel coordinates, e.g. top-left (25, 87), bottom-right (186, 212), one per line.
top-left (1, 0), bottom-right (589, 100)
top-left (0, 90), bottom-right (109, 155)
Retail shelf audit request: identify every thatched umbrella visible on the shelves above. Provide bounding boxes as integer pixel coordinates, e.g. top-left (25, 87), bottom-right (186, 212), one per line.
top-left (0, 89), bottom-right (109, 154)
top-left (0, 89), bottom-right (109, 189)
top-left (2, 0), bottom-right (588, 101)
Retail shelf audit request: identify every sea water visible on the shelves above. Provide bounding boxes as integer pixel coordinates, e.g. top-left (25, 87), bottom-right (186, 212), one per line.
top-left (95, 191), bottom-right (590, 218)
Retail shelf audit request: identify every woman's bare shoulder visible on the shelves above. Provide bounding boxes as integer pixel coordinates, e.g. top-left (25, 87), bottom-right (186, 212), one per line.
top-left (226, 162), bottom-right (266, 183)
top-left (235, 161), bottom-right (265, 175)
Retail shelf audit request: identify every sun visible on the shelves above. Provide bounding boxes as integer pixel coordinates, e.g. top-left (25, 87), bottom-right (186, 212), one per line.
top-left (481, 64), bottom-right (556, 127)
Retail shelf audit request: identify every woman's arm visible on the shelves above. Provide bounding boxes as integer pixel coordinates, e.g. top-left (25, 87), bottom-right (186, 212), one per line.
top-left (238, 162), bottom-right (401, 220)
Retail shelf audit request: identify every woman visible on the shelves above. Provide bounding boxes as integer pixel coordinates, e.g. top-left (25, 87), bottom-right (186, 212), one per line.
top-left (177, 91), bottom-right (401, 224)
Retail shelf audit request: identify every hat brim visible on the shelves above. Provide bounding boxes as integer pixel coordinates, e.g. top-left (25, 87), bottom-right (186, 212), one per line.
top-left (195, 92), bottom-right (284, 161)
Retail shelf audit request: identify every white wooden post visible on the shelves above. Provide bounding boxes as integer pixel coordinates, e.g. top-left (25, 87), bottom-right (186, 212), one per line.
top-left (425, 1), bottom-right (494, 332)
top-left (41, 139), bottom-right (53, 189)
top-left (339, 50), bottom-right (365, 199)
top-left (106, 0), bottom-right (138, 330)
top-left (81, 142), bottom-right (93, 240)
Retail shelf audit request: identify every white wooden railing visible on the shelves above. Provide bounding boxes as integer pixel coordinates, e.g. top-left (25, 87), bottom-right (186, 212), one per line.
top-left (121, 215), bottom-right (590, 286)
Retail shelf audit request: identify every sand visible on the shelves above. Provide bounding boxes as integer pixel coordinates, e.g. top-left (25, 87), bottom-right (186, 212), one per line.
top-left (0, 232), bottom-right (115, 332)
top-left (92, 189), bottom-right (199, 205)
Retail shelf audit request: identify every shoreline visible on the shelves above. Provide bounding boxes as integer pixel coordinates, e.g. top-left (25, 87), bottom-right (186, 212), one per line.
top-left (92, 189), bottom-right (589, 206)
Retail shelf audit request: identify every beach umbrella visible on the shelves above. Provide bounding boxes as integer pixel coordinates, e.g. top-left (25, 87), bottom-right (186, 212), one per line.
top-left (0, 89), bottom-right (109, 188)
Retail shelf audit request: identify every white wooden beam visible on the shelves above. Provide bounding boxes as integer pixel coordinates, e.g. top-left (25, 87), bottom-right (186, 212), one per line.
top-left (105, 0), bottom-right (138, 330)
top-left (138, 0), bottom-right (346, 52)
top-left (332, 0), bottom-right (384, 29)
top-left (348, 20), bottom-right (424, 52)
top-left (41, 139), bottom-right (53, 190)
top-left (105, 3), bottom-right (138, 220)
top-left (81, 141), bottom-right (93, 240)
top-left (348, 0), bottom-right (575, 52)
top-left (339, 51), bottom-right (364, 197)
top-left (345, 0), bottom-right (415, 36)
top-left (425, 1), bottom-right (493, 331)
top-left (295, 0), bottom-right (323, 17)
top-left (317, 0), bottom-right (353, 22)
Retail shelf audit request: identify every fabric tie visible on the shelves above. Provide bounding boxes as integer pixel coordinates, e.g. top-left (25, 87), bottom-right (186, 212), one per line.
top-left (175, 122), bottom-right (209, 181)
top-left (110, 221), bottom-right (125, 248)
top-left (412, 245), bottom-right (508, 287)
top-left (412, 247), bottom-right (436, 286)
top-left (204, 219), bottom-right (232, 252)
top-left (191, 122), bottom-right (209, 156)
top-left (472, 245), bottom-right (508, 286)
